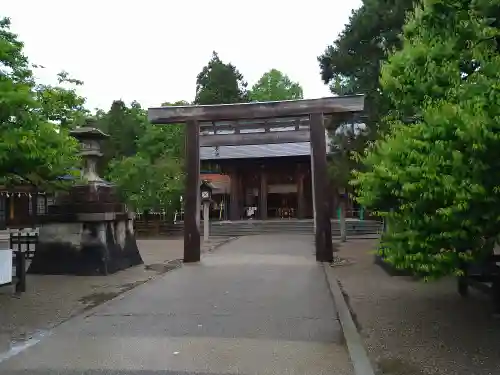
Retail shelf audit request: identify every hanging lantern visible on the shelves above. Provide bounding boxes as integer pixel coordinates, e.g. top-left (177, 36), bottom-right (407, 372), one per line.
top-left (17, 193), bottom-right (21, 197)
top-left (5, 193), bottom-right (9, 198)
top-left (28, 193), bottom-right (32, 198)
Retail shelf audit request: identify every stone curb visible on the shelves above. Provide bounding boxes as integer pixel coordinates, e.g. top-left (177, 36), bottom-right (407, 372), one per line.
top-left (203, 236), bottom-right (238, 254)
top-left (323, 263), bottom-right (376, 375)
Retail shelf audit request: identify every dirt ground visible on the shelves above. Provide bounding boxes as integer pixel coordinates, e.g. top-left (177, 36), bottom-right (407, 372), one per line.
top-left (332, 239), bottom-right (500, 375)
top-left (0, 237), bottom-right (231, 349)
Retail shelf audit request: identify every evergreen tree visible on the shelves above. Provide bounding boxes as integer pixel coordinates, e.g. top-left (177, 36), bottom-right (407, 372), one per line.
top-left (195, 51), bottom-right (249, 105)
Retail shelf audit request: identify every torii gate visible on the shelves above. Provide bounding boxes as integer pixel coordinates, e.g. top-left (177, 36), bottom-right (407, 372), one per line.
top-left (148, 95), bottom-right (364, 263)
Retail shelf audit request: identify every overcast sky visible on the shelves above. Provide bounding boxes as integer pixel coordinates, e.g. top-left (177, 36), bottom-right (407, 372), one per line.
top-left (4, 0), bottom-right (360, 112)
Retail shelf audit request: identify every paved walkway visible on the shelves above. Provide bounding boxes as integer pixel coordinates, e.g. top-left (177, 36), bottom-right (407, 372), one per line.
top-left (0, 235), bottom-right (352, 375)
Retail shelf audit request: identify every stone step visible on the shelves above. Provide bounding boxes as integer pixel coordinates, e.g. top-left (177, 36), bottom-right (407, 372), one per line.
top-left (167, 220), bottom-right (382, 237)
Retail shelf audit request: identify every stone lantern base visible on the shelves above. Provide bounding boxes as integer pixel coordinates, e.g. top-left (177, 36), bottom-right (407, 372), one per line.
top-left (28, 185), bottom-right (143, 276)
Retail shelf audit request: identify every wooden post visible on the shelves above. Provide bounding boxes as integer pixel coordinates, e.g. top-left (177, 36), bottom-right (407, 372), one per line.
top-left (339, 198), bottom-right (347, 243)
top-left (310, 144), bottom-right (316, 232)
top-left (260, 169), bottom-right (268, 220)
top-left (15, 249), bottom-right (26, 293)
top-left (0, 195), bottom-right (5, 230)
top-left (184, 120), bottom-right (201, 263)
top-left (310, 113), bottom-right (333, 262)
top-left (493, 275), bottom-right (500, 316)
top-left (203, 201), bottom-right (210, 242)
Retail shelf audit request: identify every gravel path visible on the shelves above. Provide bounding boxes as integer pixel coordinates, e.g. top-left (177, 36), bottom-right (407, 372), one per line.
top-left (332, 239), bottom-right (500, 375)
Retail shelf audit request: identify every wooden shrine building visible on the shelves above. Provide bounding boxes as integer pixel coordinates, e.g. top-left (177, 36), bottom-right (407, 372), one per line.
top-left (0, 186), bottom-right (54, 229)
top-left (148, 95), bottom-right (364, 262)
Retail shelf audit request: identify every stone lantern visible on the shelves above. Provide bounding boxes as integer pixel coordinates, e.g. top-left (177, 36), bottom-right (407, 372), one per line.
top-left (70, 126), bottom-right (108, 184)
top-left (200, 180), bottom-right (214, 242)
top-left (28, 122), bottom-right (143, 276)
top-left (200, 180), bottom-right (213, 203)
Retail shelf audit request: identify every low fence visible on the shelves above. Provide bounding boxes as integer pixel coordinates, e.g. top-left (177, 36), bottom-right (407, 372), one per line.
top-left (341, 208), bottom-right (379, 220)
top-left (135, 208), bottom-right (380, 238)
top-left (0, 248), bottom-right (27, 293)
top-left (9, 231), bottom-right (38, 259)
top-left (134, 219), bottom-right (183, 238)
top-left (173, 208), bottom-right (378, 223)
top-left (0, 229), bottom-right (38, 293)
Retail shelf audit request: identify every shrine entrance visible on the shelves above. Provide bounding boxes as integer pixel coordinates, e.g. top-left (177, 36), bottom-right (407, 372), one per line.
top-left (148, 96), bottom-right (364, 263)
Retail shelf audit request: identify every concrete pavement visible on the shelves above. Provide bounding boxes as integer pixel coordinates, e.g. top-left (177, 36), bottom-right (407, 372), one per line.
top-left (0, 235), bottom-right (353, 374)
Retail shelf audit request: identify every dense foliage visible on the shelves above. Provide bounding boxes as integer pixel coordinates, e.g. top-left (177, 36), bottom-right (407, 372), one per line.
top-left (352, 0), bottom-right (500, 278)
top-left (95, 100), bottom-right (148, 171)
top-left (0, 17), bottom-right (81, 189)
top-left (318, 0), bottom-right (416, 133)
top-left (104, 102), bottom-right (185, 214)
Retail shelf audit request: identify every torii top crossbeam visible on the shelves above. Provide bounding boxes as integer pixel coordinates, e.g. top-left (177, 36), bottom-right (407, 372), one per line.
top-left (148, 95), bottom-right (364, 124)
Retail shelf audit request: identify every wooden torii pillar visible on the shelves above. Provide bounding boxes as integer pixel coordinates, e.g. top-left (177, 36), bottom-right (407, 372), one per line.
top-left (148, 96), bottom-right (364, 263)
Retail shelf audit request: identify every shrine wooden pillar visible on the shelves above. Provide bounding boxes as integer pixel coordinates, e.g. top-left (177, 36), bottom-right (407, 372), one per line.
top-left (310, 113), bottom-right (333, 262)
top-left (9, 195), bottom-right (14, 221)
top-left (260, 169), bottom-right (268, 220)
top-left (184, 119), bottom-right (201, 263)
top-left (31, 190), bottom-right (38, 228)
top-left (310, 144), bottom-right (316, 231)
top-left (296, 165), bottom-right (305, 219)
top-left (229, 169), bottom-right (241, 221)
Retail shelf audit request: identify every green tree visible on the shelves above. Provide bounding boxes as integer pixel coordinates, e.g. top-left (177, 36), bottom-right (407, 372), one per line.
top-left (249, 69), bottom-right (303, 101)
top-left (106, 102), bottom-right (185, 215)
top-left (318, 0), bottom-right (416, 134)
top-left (34, 70), bottom-right (89, 129)
top-left (95, 100), bottom-right (148, 172)
top-left (195, 51), bottom-right (249, 105)
top-left (107, 154), bottom-right (184, 214)
top-left (352, 0), bottom-right (500, 278)
top-left (328, 120), bottom-right (368, 194)
top-left (0, 17), bottom-right (80, 188)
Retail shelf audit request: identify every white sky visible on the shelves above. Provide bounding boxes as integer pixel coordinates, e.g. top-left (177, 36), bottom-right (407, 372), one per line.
top-left (3, 0), bottom-right (361, 112)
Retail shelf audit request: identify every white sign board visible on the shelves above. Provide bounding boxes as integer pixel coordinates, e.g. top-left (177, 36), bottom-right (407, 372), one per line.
top-left (0, 250), bottom-right (13, 285)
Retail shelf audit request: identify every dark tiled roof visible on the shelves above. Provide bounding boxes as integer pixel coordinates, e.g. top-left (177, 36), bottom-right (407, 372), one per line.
top-left (200, 135), bottom-right (332, 160)
top-left (200, 143), bottom-right (311, 160)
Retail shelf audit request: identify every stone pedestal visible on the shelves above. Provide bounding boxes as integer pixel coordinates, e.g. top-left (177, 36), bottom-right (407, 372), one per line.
top-left (28, 184), bottom-right (143, 275)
